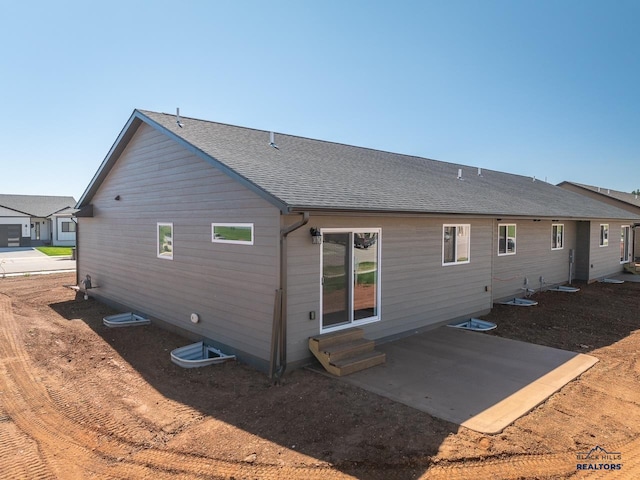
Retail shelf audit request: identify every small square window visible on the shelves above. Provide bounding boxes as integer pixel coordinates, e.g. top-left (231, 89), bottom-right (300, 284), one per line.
top-left (61, 221), bottom-right (76, 233)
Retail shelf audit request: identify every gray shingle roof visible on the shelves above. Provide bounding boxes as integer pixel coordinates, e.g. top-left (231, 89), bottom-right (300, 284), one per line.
top-left (559, 182), bottom-right (640, 209)
top-left (79, 109), bottom-right (638, 221)
top-left (0, 195), bottom-right (77, 217)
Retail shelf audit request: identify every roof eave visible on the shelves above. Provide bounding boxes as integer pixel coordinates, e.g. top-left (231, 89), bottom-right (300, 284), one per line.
top-left (287, 206), bottom-right (638, 221)
top-left (0, 205), bottom-right (32, 216)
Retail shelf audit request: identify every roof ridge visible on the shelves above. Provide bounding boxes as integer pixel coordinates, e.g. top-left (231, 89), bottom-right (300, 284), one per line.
top-left (572, 182), bottom-right (633, 196)
top-left (138, 109), bottom-right (521, 178)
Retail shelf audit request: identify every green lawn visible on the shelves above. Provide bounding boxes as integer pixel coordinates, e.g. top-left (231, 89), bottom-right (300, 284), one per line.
top-left (213, 225), bottom-right (252, 242)
top-left (36, 246), bottom-right (74, 256)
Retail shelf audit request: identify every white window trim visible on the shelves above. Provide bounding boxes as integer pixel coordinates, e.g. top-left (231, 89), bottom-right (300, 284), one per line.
top-left (319, 227), bottom-right (382, 334)
top-left (61, 221), bottom-right (76, 233)
top-left (497, 223), bottom-right (517, 256)
top-left (442, 224), bottom-right (471, 266)
top-left (599, 224), bottom-right (609, 247)
top-left (212, 223), bottom-right (254, 245)
top-left (620, 225), bottom-right (631, 264)
top-left (552, 223), bottom-right (564, 250)
top-left (157, 222), bottom-right (174, 260)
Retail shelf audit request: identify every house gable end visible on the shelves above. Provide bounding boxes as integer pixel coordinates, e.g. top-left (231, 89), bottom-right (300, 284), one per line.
top-left (78, 110), bottom-right (290, 213)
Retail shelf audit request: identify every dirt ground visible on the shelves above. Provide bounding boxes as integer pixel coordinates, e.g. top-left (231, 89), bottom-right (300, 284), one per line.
top-left (1, 272), bottom-right (639, 479)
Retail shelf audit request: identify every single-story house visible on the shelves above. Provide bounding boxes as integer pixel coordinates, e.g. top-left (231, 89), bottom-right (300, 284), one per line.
top-left (558, 181), bottom-right (640, 261)
top-left (0, 194), bottom-right (77, 247)
top-left (75, 109), bottom-right (639, 376)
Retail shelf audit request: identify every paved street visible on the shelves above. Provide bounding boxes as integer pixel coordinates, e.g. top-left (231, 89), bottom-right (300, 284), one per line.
top-left (0, 248), bottom-right (76, 276)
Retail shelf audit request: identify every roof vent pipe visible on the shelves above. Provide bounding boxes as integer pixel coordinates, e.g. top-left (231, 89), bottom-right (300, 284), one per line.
top-left (269, 132), bottom-right (279, 150)
top-left (457, 168), bottom-right (463, 180)
top-left (607, 189), bottom-right (610, 194)
top-left (532, 176), bottom-right (536, 182)
top-left (176, 108), bottom-right (183, 128)
top-left (477, 167), bottom-right (482, 176)
top-left (598, 187), bottom-right (601, 192)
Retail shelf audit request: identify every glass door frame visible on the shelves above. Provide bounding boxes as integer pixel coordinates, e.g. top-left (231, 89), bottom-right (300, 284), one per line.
top-left (319, 227), bottom-right (381, 333)
top-left (621, 225), bottom-right (632, 263)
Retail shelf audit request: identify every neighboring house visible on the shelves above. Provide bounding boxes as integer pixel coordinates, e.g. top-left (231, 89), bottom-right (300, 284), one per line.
top-left (75, 109), bottom-right (639, 376)
top-left (0, 195), bottom-right (77, 247)
top-left (558, 181), bottom-right (640, 261)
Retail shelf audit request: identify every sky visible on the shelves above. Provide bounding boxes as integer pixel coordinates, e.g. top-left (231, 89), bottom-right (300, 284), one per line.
top-left (1, 0), bottom-right (638, 201)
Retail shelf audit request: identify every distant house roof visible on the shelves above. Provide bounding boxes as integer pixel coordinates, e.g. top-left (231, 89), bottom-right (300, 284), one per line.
top-left (0, 195), bottom-right (77, 217)
top-left (78, 109), bottom-right (637, 221)
top-left (557, 182), bottom-right (640, 209)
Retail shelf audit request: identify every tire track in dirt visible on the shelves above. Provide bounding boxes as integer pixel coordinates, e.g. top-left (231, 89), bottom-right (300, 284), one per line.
top-left (2, 282), bottom-right (639, 480)
top-left (419, 436), bottom-right (640, 479)
top-left (420, 453), bottom-right (574, 479)
top-left (0, 293), bottom-right (360, 479)
top-left (0, 404), bottom-right (54, 480)
top-left (0, 295), bottom-right (105, 478)
top-left (595, 436), bottom-right (640, 480)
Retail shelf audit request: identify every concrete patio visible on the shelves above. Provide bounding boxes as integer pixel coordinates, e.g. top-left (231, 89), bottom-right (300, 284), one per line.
top-left (334, 326), bottom-right (597, 434)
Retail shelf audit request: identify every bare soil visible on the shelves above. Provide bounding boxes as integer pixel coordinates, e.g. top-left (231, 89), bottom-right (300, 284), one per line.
top-left (1, 272), bottom-right (639, 479)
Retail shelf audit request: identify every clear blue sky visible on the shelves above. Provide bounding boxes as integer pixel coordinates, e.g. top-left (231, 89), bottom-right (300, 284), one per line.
top-left (1, 0), bottom-right (638, 201)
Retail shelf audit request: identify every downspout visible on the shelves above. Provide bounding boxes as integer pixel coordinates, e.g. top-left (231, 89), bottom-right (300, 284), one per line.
top-left (75, 218), bottom-right (80, 287)
top-left (270, 211), bottom-right (309, 381)
top-left (490, 218), bottom-right (496, 306)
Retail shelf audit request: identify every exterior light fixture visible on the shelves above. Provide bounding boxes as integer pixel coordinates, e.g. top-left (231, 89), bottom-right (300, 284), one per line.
top-left (310, 227), bottom-right (322, 244)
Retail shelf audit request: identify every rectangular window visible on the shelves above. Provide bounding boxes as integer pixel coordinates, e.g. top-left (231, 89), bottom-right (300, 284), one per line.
top-left (212, 223), bottom-right (254, 245)
top-left (552, 224), bottom-right (564, 250)
top-left (443, 224), bottom-right (470, 265)
top-left (621, 226), bottom-right (631, 263)
top-left (157, 223), bottom-right (173, 259)
top-left (498, 224), bottom-right (516, 255)
top-left (61, 221), bottom-right (76, 233)
top-left (599, 224), bottom-right (609, 247)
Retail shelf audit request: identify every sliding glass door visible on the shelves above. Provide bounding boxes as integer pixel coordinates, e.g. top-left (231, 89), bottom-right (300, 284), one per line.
top-left (321, 229), bottom-right (380, 331)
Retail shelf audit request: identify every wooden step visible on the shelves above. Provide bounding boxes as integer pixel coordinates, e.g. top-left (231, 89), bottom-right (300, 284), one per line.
top-left (309, 328), bottom-right (385, 376)
top-left (330, 350), bottom-right (386, 376)
top-left (309, 327), bottom-right (364, 350)
top-left (322, 338), bottom-right (375, 363)
top-left (624, 263), bottom-right (640, 274)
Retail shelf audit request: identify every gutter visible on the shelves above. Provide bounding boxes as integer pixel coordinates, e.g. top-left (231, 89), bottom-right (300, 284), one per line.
top-left (269, 211), bottom-right (309, 380)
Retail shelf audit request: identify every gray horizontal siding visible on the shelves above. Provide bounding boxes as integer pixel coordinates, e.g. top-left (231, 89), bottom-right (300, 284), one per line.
top-left (286, 215), bottom-right (493, 364)
top-left (79, 124), bottom-right (280, 363)
top-left (588, 221), bottom-right (626, 280)
top-left (491, 220), bottom-right (577, 299)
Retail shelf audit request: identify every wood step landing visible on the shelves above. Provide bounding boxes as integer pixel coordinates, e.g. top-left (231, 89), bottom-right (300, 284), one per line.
top-left (309, 328), bottom-right (385, 376)
top-left (624, 263), bottom-right (640, 274)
